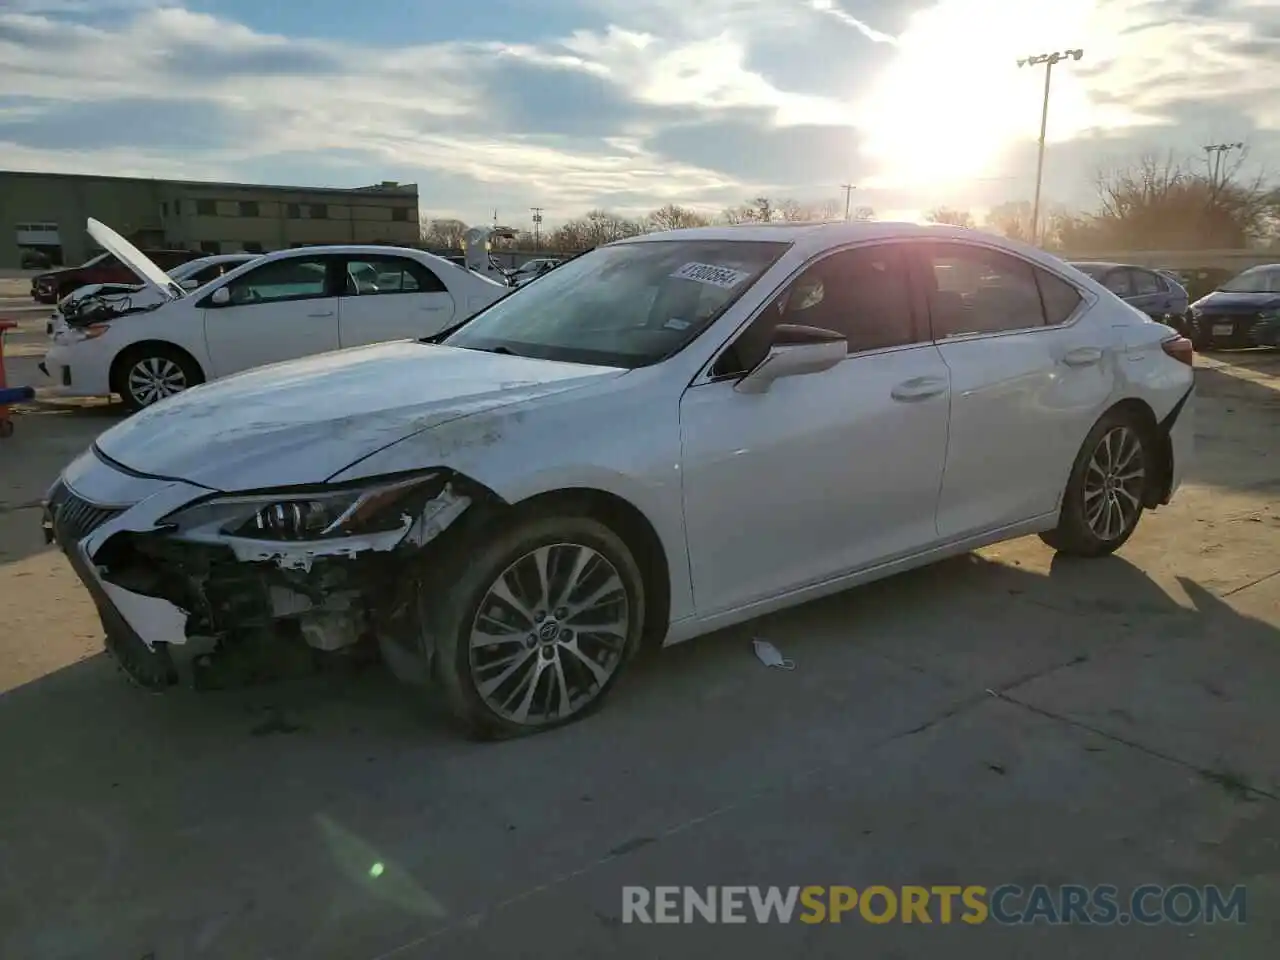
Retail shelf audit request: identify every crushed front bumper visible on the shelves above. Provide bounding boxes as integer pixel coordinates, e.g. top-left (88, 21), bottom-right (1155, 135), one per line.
top-left (43, 448), bottom-right (482, 691)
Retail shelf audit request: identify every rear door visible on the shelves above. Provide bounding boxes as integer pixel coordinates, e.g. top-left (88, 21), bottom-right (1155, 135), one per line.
top-left (201, 254), bottom-right (341, 376)
top-left (336, 254), bottom-right (456, 347)
top-left (915, 241), bottom-right (1117, 539)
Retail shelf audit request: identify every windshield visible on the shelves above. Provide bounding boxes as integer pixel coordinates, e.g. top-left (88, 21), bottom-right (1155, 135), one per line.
top-left (443, 239), bottom-right (789, 367)
top-left (1219, 267), bottom-right (1280, 294)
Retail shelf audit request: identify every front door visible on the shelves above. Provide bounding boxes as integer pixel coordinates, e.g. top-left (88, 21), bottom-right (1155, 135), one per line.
top-left (337, 254), bottom-right (457, 348)
top-left (680, 243), bottom-right (952, 616)
top-left (915, 241), bottom-right (1118, 539)
top-left (202, 254), bottom-right (340, 377)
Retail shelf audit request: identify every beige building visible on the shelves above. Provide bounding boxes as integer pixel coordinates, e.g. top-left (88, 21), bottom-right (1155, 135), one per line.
top-left (0, 171), bottom-right (420, 268)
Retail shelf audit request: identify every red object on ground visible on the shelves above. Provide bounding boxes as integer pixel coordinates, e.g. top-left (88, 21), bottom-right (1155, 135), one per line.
top-left (0, 319), bottom-right (31, 438)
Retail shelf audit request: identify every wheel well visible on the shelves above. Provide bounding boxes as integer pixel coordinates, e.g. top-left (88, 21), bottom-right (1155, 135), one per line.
top-left (512, 488), bottom-right (672, 647)
top-left (1102, 397), bottom-right (1171, 507)
top-left (110, 340), bottom-right (203, 393)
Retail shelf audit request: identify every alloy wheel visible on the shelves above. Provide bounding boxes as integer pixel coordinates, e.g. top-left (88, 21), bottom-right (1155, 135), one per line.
top-left (127, 357), bottom-right (187, 407)
top-left (468, 542), bottom-right (629, 726)
top-left (1083, 425), bottom-right (1145, 541)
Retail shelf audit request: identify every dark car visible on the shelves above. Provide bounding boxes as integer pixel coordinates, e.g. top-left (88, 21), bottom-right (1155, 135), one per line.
top-left (30, 248), bottom-right (198, 304)
top-left (1185, 264), bottom-right (1280, 350)
top-left (1070, 262), bottom-right (1190, 328)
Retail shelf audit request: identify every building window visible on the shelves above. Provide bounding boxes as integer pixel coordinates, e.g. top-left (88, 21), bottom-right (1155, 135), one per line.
top-left (161, 202), bottom-right (168, 216)
top-left (196, 199), bottom-right (216, 216)
top-left (200, 240), bottom-right (222, 254)
top-left (391, 207), bottom-right (410, 222)
top-left (310, 204), bottom-right (328, 220)
top-left (243, 241), bottom-right (265, 254)
top-left (287, 203), bottom-right (301, 219)
top-left (240, 201), bottom-right (260, 217)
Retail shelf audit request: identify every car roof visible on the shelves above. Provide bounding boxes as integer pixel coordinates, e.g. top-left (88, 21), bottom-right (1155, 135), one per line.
top-left (619, 220), bottom-right (1066, 268)
top-left (1070, 261), bottom-right (1128, 271)
top-left (263, 244), bottom-right (429, 258)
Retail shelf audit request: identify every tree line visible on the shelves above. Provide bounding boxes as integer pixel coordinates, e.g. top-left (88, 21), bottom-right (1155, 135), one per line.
top-left (421, 147), bottom-right (1280, 255)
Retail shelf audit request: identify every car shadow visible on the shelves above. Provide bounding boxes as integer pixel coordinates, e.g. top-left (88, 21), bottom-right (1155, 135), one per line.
top-left (2, 545), bottom-right (1277, 958)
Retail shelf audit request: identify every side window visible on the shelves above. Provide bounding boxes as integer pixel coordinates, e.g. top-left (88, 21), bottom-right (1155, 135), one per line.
top-left (1129, 269), bottom-right (1159, 295)
top-left (923, 244), bottom-right (1045, 337)
top-left (192, 264), bottom-right (225, 285)
top-left (1103, 269), bottom-right (1133, 297)
top-left (342, 256), bottom-right (447, 296)
top-left (1035, 269), bottom-right (1083, 325)
top-left (778, 245), bottom-right (919, 353)
top-left (225, 257), bottom-right (330, 305)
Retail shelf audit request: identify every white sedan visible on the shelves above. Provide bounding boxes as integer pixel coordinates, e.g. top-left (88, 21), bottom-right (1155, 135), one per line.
top-left (43, 221), bottom-right (1194, 738)
top-left (43, 219), bottom-right (509, 410)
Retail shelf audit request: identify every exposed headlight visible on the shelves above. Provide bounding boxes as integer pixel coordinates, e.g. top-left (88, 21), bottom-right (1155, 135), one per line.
top-left (161, 472), bottom-right (447, 543)
top-left (1258, 308), bottom-right (1280, 321)
top-left (1188, 305), bottom-right (1202, 318)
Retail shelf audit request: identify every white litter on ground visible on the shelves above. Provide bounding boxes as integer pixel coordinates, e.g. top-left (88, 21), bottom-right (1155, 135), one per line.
top-left (753, 638), bottom-right (796, 670)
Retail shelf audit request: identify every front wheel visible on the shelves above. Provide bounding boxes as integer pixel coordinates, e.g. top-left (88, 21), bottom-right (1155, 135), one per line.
top-left (114, 345), bottom-right (204, 412)
top-left (1040, 410), bottom-right (1151, 557)
top-left (431, 513), bottom-right (646, 738)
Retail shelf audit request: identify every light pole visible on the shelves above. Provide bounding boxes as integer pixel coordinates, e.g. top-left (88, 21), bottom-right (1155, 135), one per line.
top-left (841, 183), bottom-right (856, 220)
top-left (1017, 48), bottom-right (1083, 245)
top-left (530, 207), bottom-right (544, 251)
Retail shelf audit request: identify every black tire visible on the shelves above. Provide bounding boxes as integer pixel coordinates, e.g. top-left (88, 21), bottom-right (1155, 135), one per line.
top-left (430, 512), bottom-right (646, 739)
top-left (113, 344), bottom-right (204, 412)
top-left (1040, 408), bottom-right (1152, 557)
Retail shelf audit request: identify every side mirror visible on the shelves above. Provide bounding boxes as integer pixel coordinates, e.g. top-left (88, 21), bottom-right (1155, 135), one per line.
top-left (180, 278), bottom-right (201, 290)
top-left (735, 324), bottom-right (846, 394)
top-left (209, 287), bottom-right (231, 306)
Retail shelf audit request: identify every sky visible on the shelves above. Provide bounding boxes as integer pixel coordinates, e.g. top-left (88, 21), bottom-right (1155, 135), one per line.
top-left (0, 0), bottom-right (1277, 228)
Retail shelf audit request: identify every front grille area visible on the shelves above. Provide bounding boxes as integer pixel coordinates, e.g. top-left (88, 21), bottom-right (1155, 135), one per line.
top-left (46, 480), bottom-right (124, 545)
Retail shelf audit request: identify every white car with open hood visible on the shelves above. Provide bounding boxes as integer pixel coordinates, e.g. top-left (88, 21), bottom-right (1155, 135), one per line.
top-left (43, 221), bottom-right (1195, 739)
top-left (42, 219), bottom-right (509, 410)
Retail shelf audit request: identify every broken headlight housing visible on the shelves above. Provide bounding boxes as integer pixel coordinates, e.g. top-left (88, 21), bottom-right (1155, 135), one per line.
top-left (161, 472), bottom-right (447, 543)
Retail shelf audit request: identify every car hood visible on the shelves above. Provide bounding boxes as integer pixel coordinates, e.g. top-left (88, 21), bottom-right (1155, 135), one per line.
top-left (93, 341), bottom-right (625, 490)
top-left (86, 217), bottom-right (183, 304)
top-left (1193, 291), bottom-right (1280, 313)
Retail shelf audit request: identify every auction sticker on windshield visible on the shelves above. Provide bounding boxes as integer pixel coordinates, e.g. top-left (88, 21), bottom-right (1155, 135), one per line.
top-left (672, 262), bottom-right (752, 289)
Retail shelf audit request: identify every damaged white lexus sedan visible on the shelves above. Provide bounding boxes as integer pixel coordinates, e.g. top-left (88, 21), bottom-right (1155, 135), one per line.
top-left (43, 221), bottom-right (1195, 737)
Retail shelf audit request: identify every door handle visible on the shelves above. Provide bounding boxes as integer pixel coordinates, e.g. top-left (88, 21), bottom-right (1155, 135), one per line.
top-left (307, 310), bottom-right (335, 318)
top-left (1061, 346), bottom-right (1103, 367)
top-left (420, 305), bottom-right (446, 312)
top-left (890, 377), bottom-right (948, 402)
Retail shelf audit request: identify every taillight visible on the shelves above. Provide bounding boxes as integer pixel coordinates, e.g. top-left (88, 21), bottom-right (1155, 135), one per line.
top-left (1161, 335), bottom-right (1194, 367)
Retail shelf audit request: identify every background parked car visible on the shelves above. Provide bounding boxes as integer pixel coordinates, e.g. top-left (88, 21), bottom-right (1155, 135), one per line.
top-left (20, 248), bottom-right (52, 270)
top-left (31, 247), bottom-right (199, 303)
top-left (1070, 261), bottom-right (1190, 328)
top-left (42, 219), bottom-right (509, 411)
top-left (48, 254), bottom-right (262, 335)
top-left (1184, 263), bottom-right (1280, 350)
top-left (510, 257), bottom-right (564, 286)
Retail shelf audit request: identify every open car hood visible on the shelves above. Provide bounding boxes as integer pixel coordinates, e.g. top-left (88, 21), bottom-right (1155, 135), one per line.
top-left (86, 217), bottom-right (183, 303)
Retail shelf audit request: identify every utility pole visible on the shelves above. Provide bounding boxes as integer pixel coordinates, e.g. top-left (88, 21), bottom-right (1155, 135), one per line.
top-left (1203, 142), bottom-right (1244, 194)
top-left (1017, 48), bottom-right (1083, 245)
top-left (841, 184), bottom-right (856, 221)
top-left (530, 207), bottom-right (544, 251)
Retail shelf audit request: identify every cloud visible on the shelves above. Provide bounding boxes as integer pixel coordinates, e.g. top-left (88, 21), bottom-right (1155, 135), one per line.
top-left (0, 0), bottom-right (1276, 226)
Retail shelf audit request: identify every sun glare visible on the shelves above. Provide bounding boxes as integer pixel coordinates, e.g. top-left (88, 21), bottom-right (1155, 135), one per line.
top-left (855, 0), bottom-right (1098, 190)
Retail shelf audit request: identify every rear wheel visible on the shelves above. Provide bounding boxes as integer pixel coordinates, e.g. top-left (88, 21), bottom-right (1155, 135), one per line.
top-left (431, 513), bottom-right (645, 738)
top-left (1040, 409), bottom-right (1151, 557)
top-left (113, 344), bottom-right (204, 412)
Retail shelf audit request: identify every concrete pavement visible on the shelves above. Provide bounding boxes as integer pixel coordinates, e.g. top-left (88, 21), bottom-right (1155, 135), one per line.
top-left (0, 344), bottom-right (1278, 959)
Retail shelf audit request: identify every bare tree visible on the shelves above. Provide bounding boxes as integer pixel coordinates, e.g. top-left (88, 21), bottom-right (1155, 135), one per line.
top-left (648, 204), bottom-right (711, 232)
top-left (925, 206), bottom-right (975, 228)
top-left (420, 218), bottom-right (469, 250)
top-left (852, 205), bottom-right (876, 221)
top-left (984, 201), bottom-right (1034, 242)
top-left (547, 210), bottom-right (644, 252)
top-left (1089, 150), bottom-right (1273, 248)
